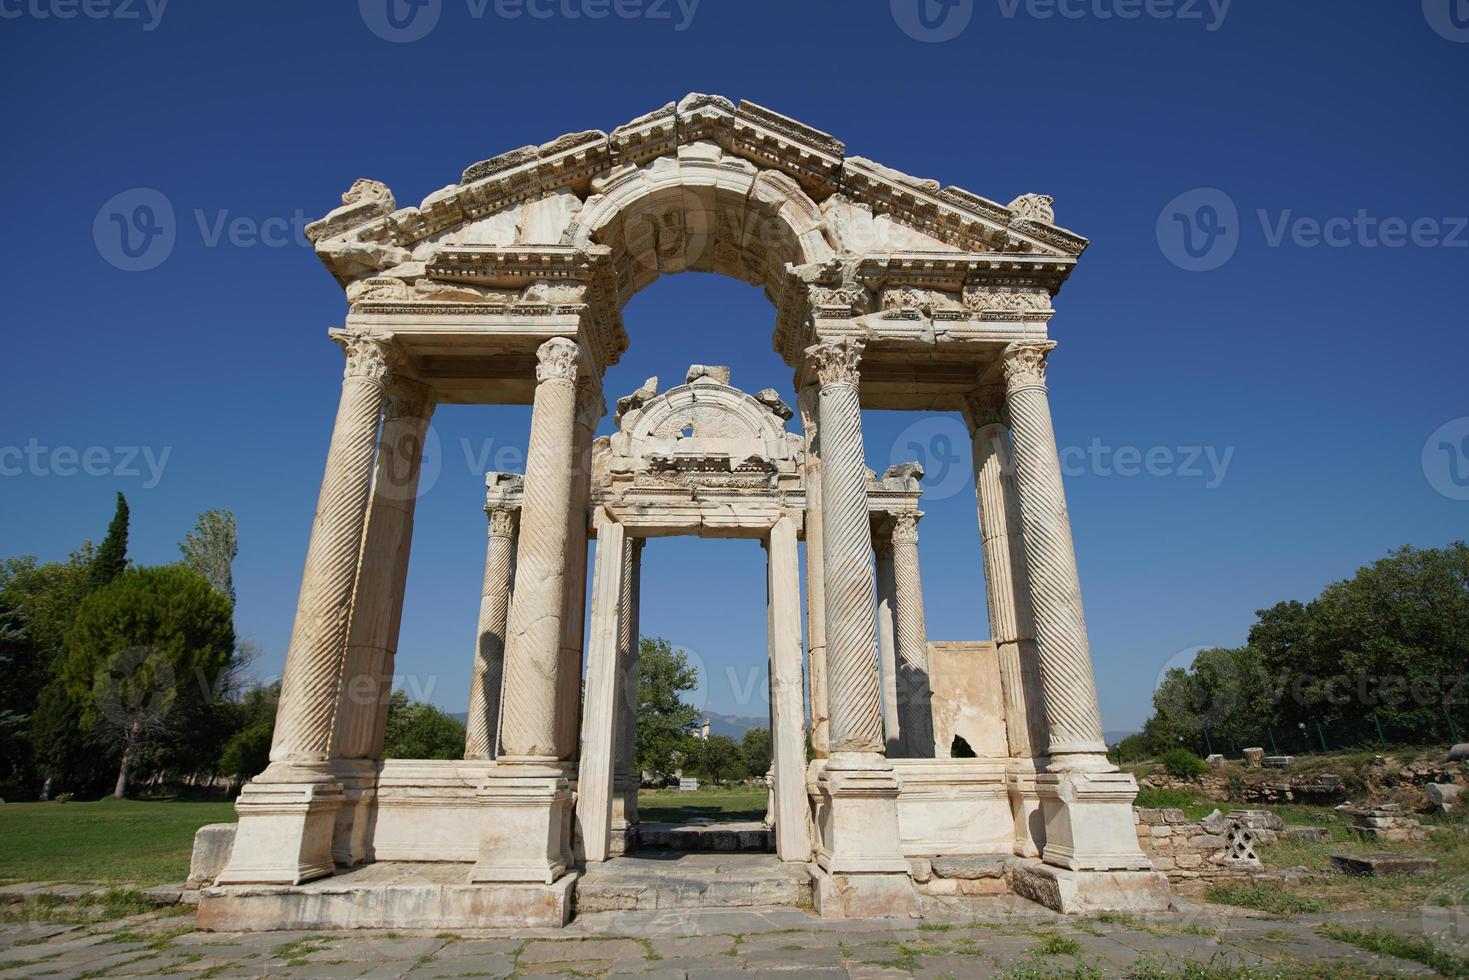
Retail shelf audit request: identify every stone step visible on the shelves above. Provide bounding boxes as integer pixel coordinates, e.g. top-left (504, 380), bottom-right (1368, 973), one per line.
top-left (575, 854), bottom-right (811, 913)
top-left (632, 821), bottom-right (774, 853)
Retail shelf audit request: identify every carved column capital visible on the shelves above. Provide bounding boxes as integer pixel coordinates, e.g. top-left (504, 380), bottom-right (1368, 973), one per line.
top-left (333, 330), bottom-right (394, 383)
top-left (891, 511), bottom-right (920, 545)
top-left (804, 338), bottom-right (864, 387)
top-left (1001, 341), bottom-right (1057, 392)
top-left (962, 386), bottom-right (1008, 431)
top-left (384, 376), bottom-right (436, 420)
top-left (536, 337), bottom-right (581, 384)
top-left (488, 508), bottom-right (518, 538)
top-left (575, 378), bottom-right (606, 430)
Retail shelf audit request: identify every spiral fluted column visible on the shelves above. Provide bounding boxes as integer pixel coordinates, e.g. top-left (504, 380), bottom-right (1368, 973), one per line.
top-left (613, 537), bottom-right (643, 836)
top-left (498, 338), bottom-right (581, 762)
top-left (965, 392), bottom-right (1048, 760)
top-left (797, 385), bottom-right (831, 758)
top-left (465, 502), bottom-right (519, 760)
top-left (806, 339), bottom-right (883, 755)
top-left (889, 512), bottom-right (936, 758)
top-left (556, 383), bottom-right (601, 761)
top-left (270, 331), bottom-right (392, 765)
top-left (334, 378), bottom-right (436, 762)
top-left (1001, 342), bottom-right (1107, 761)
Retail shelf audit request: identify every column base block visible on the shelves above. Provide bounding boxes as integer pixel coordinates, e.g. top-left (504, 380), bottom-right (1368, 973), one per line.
top-left (215, 766), bottom-right (343, 886)
top-left (1005, 859), bottom-right (1171, 914)
top-left (809, 865), bottom-right (920, 918)
top-left (1006, 762), bottom-right (1045, 858)
top-left (813, 753), bottom-right (912, 876)
top-left (468, 764), bottom-right (572, 885)
top-left (331, 760), bottom-right (378, 868)
top-left (1037, 767), bottom-right (1153, 872)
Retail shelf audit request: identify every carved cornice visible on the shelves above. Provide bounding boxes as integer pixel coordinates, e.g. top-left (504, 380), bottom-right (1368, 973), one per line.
top-left (804, 338), bottom-right (864, 387)
top-left (1001, 342), bottom-right (1057, 391)
top-left (535, 337), bottom-right (581, 385)
top-left (331, 329), bottom-right (393, 384)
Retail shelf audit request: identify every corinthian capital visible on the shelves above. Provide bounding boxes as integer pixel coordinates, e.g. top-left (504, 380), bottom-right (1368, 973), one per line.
top-left (891, 511), bottom-right (920, 545)
top-left (332, 330), bottom-right (393, 384)
top-left (575, 379), bottom-right (606, 430)
top-left (1001, 341), bottom-right (1058, 392)
top-left (804, 338), bottom-right (864, 387)
top-left (384, 377), bottom-right (436, 420)
top-left (962, 386), bottom-right (1008, 430)
top-left (488, 508), bottom-right (518, 538)
top-left (536, 337), bottom-right (581, 384)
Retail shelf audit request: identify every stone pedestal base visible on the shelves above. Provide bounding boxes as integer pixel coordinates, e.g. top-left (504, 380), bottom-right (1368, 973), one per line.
top-left (1037, 766), bottom-right (1152, 872)
top-left (1006, 762), bottom-right (1045, 858)
top-left (1005, 859), bottom-right (1171, 914)
top-left (198, 863), bottom-right (576, 930)
top-left (468, 763), bottom-right (572, 884)
top-left (215, 765), bottom-right (343, 885)
top-left (330, 760), bottom-right (377, 868)
top-left (813, 754), bottom-right (911, 875)
top-left (809, 865), bottom-right (921, 918)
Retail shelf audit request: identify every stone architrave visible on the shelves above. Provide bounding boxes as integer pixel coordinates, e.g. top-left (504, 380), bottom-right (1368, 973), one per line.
top-left (331, 375), bottom-right (436, 866)
top-left (217, 330), bottom-right (392, 885)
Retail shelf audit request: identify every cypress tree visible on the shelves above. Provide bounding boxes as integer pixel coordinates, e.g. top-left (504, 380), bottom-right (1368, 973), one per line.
top-left (88, 493), bottom-right (130, 592)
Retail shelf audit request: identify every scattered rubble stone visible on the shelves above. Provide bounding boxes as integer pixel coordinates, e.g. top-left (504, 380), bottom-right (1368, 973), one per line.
top-left (1330, 853), bottom-right (1438, 877)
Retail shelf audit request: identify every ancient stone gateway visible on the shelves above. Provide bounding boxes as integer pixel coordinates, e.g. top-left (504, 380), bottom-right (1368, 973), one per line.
top-left (198, 94), bottom-right (1168, 929)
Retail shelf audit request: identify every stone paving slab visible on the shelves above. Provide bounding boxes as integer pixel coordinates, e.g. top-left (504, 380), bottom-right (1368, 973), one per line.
top-left (2, 901), bottom-right (1465, 977)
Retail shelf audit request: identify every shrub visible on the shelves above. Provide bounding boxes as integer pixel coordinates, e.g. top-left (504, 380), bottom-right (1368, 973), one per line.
top-left (1159, 748), bottom-right (1209, 779)
top-left (1134, 787), bottom-right (1200, 810)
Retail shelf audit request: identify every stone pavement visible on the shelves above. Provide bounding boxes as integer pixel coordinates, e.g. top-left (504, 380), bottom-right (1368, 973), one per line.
top-left (3, 897), bottom-right (1466, 978)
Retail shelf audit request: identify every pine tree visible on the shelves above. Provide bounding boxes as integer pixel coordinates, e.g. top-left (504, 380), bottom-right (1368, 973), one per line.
top-left (88, 493), bottom-right (129, 592)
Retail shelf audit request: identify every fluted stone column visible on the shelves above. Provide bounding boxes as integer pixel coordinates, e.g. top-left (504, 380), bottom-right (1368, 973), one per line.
top-left (999, 343), bottom-right (1105, 761)
top-left (470, 338), bottom-right (580, 885)
top-left (612, 537), bottom-right (643, 851)
top-left (797, 386), bottom-right (831, 758)
top-left (888, 512), bottom-right (936, 758)
top-left (331, 376), bottom-right (436, 865)
top-left (767, 514), bottom-right (813, 862)
top-left (575, 518), bottom-right (626, 863)
top-left (965, 390), bottom-right (1048, 857)
top-left (218, 330), bottom-right (392, 885)
top-left (465, 486), bottom-right (520, 761)
top-left (874, 535), bottom-right (901, 754)
top-left (556, 383), bottom-right (602, 761)
top-left (804, 339), bottom-right (915, 915)
top-left (1001, 342), bottom-right (1152, 875)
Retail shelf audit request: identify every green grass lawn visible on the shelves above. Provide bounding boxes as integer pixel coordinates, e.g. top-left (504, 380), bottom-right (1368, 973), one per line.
top-left (0, 798), bottom-right (236, 886)
top-left (636, 785), bottom-right (767, 824)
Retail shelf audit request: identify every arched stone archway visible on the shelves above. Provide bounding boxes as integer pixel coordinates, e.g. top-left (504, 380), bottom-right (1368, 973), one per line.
top-left (204, 95), bottom-right (1167, 929)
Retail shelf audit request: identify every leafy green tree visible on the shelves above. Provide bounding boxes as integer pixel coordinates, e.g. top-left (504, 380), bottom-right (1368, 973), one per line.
top-left (692, 734), bottom-right (745, 785)
top-left (635, 636), bottom-right (700, 784)
top-left (381, 690), bottom-right (466, 759)
top-left (63, 565), bottom-right (235, 798)
top-left (179, 510), bottom-right (238, 603)
top-left (218, 682), bottom-right (279, 792)
top-left (88, 493), bottom-right (130, 593)
top-left (0, 597), bottom-right (36, 791)
top-left (739, 726), bottom-right (772, 779)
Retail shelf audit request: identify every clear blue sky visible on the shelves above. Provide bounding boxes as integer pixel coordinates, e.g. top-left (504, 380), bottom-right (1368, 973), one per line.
top-left (2, 2), bottom-right (1465, 733)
